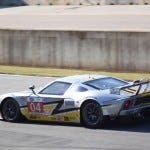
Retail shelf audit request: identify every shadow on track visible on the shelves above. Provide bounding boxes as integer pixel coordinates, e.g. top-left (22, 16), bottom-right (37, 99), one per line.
top-left (2, 116), bottom-right (148, 133)
top-left (102, 117), bottom-right (150, 133)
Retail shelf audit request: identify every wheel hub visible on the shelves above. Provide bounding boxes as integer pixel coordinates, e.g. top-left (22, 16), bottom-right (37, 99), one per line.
top-left (83, 102), bottom-right (101, 126)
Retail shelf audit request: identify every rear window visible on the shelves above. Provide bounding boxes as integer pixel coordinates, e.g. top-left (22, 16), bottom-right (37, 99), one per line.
top-left (84, 77), bottom-right (128, 90)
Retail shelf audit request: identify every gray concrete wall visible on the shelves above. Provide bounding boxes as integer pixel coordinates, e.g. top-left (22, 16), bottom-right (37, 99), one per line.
top-left (0, 29), bottom-right (150, 72)
top-left (0, 0), bottom-right (150, 6)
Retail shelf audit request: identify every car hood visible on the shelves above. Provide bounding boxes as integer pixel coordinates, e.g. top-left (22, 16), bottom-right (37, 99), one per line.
top-left (0, 91), bottom-right (32, 102)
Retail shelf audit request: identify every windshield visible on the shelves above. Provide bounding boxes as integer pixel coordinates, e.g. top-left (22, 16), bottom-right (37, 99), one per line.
top-left (84, 77), bottom-right (128, 90)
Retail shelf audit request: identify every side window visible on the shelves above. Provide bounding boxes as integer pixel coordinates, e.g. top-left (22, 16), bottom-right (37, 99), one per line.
top-left (39, 82), bottom-right (71, 95)
top-left (73, 86), bottom-right (88, 92)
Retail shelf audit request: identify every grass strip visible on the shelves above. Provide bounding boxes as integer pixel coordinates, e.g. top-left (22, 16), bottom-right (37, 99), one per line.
top-left (0, 65), bottom-right (149, 81)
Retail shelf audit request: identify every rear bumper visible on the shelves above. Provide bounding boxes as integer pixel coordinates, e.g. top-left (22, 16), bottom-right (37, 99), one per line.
top-left (119, 105), bottom-right (150, 116)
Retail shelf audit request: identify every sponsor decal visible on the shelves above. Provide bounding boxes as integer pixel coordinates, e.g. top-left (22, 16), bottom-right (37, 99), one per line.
top-left (50, 117), bottom-right (57, 121)
top-left (44, 110), bottom-right (52, 116)
top-left (29, 97), bottom-right (34, 102)
top-left (64, 116), bottom-right (69, 121)
top-left (57, 115), bottom-right (63, 121)
top-left (29, 114), bottom-right (37, 119)
top-left (64, 99), bottom-right (75, 107)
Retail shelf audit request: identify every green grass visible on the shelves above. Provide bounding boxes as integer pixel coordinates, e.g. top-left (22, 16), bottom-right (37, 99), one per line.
top-left (0, 65), bottom-right (149, 81)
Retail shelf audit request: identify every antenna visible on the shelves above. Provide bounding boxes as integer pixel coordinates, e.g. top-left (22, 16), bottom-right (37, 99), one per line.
top-left (89, 73), bottom-right (91, 79)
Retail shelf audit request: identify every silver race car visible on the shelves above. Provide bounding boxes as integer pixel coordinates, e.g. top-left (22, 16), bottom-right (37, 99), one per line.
top-left (0, 74), bottom-right (150, 128)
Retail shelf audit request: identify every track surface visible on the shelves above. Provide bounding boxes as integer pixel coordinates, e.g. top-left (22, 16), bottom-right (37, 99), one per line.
top-left (0, 5), bottom-right (150, 31)
top-left (0, 74), bottom-right (150, 150)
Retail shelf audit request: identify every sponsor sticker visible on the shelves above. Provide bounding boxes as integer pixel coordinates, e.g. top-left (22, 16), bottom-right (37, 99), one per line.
top-left (64, 116), bottom-right (69, 121)
top-left (57, 115), bottom-right (63, 121)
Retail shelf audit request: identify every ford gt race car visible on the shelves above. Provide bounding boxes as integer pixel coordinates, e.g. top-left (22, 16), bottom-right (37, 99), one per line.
top-left (0, 74), bottom-right (150, 128)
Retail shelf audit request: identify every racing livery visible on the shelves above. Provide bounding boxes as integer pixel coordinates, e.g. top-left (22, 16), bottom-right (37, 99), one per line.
top-left (0, 74), bottom-right (150, 128)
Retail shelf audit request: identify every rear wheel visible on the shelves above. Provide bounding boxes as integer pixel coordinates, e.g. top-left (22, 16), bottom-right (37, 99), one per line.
top-left (2, 99), bottom-right (22, 122)
top-left (81, 101), bottom-right (103, 128)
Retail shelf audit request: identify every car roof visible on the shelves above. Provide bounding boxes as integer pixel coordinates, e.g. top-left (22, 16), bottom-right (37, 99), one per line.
top-left (55, 74), bottom-right (107, 84)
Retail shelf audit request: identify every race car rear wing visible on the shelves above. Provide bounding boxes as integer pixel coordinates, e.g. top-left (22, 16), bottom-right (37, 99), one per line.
top-left (120, 79), bottom-right (150, 95)
top-left (110, 79), bottom-right (150, 95)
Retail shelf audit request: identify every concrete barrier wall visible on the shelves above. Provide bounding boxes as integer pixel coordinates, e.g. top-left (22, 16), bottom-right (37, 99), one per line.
top-left (0, 0), bottom-right (150, 6)
top-left (0, 30), bottom-right (149, 72)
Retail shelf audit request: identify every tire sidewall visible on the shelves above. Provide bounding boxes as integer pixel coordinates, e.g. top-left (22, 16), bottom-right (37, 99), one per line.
top-left (81, 101), bottom-right (103, 128)
top-left (2, 99), bottom-right (21, 122)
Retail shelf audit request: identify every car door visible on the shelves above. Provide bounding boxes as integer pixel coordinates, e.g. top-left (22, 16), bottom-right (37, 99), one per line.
top-left (26, 81), bottom-right (72, 121)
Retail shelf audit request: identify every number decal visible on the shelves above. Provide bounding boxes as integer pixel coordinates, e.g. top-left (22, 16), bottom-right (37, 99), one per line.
top-left (27, 102), bottom-right (43, 113)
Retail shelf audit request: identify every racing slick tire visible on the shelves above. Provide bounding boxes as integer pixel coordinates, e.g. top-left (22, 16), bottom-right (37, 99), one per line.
top-left (1, 99), bottom-right (22, 122)
top-left (81, 100), bottom-right (104, 128)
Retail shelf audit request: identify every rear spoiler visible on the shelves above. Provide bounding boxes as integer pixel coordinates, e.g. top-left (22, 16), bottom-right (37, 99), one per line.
top-left (120, 79), bottom-right (150, 95)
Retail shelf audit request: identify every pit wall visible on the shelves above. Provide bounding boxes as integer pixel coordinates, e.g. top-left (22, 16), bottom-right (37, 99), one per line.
top-left (0, 30), bottom-right (149, 72)
top-left (0, 0), bottom-right (150, 6)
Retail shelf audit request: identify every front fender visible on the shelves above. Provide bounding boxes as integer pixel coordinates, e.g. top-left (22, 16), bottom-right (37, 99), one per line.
top-left (0, 94), bottom-right (27, 110)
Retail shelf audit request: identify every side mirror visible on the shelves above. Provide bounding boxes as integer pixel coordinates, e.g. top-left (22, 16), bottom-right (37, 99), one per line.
top-left (29, 85), bottom-right (36, 94)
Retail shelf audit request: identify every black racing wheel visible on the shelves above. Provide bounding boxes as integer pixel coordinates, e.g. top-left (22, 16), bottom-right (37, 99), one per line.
top-left (81, 100), bottom-right (103, 128)
top-left (1, 99), bottom-right (22, 122)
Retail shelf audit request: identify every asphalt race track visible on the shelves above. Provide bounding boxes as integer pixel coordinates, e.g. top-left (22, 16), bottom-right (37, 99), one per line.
top-left (0, 74), bottom-right (150, 150)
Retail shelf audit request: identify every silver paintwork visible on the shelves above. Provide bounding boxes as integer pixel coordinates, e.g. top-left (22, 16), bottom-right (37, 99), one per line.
top-left (0, 74), bottom-right (150, 121)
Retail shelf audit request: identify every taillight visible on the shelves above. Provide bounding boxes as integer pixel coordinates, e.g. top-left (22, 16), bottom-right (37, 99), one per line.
top-left (123, 100), bottom-right (131, 110)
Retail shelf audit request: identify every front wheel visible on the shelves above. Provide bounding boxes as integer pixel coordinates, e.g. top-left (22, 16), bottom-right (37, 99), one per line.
top-left (81, 101), bottom-right (103, 128)
top-left (1, 99), bottom-right (22, 122)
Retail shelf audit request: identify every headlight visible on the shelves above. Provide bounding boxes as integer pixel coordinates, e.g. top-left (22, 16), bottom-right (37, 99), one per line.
top-left (110, 88), bottom-right (120, 95)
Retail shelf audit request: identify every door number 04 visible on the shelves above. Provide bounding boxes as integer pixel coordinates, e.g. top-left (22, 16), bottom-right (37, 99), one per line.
top-left (27, 102), bottom-right (44, 113)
